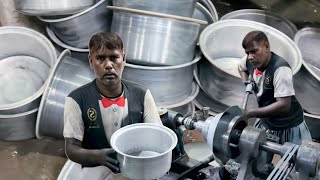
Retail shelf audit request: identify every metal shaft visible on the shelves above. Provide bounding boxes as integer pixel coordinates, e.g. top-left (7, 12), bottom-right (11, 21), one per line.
top-left (260, 141), bottom-right (283, 154)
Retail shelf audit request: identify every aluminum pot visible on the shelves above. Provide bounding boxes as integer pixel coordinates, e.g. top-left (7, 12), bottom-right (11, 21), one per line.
top-left (198, 19), bottom-right (302, 108)
top-left (169, 101), bottom-right (196, 116)
top-left (14, 0), bottom-right (95, 16)
top-left (0, 26), bottom-right (57, 114)
top-left (46, 26), bottom-right (89, 62)
top-left (113, 0), bottom-right (197, 17)
top-left (0, 108), bottom-right (38, 141)
top-left (123, 53), bottom-right (201, 107)
top-left (39, 0), bottom-right (112, 49)
top-left (198, 0), bottom-right (218, 19)
top-left (109, 6), bottom-right (207, 66)
top-left (304, 113), bottom-right (320, 140)
top-left (110, 123), bottom-right (177, 180)
top-left (36, 50), bottom-right (95, 139)
top-left (220, 9), bottom-right (298, 39)
top-left (293, 27), bottom-right (320, 115)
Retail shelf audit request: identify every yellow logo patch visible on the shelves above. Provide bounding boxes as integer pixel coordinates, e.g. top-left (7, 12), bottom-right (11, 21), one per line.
top-left (87, 108), bottom-right (97, 121)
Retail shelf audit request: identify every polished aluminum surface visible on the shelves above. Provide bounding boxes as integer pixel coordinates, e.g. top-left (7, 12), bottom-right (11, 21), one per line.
top-left (220, 9), bottom-right (298, 39)
top-left (39, 0), bottom-right (112, 48)
top-left (0, 26), bottom-right (57, 114)
top-left (169, 101), bottom-right (196, 116)
top-left (36, 50), bottom-right (95, 139)
top-left (113, 0), bottom-right (197, 17)
top-left (293, 27), bottom-right (320, 115)
top-left (304, 113), bottom-right (320, 140)
top-left (46, 26), bottom-right (89, 62)
top-left (14, 0), bottom-right (95, 16)
top-left (110, 6), bottom-right (206, 66)
top-left (199, 20), bottom-right (302, 108)
top-left (198, 0), bottom-right (219, 19)
top-left (123, 54), bottom-right (201, 107)
top-left (110, 123), bottom-right (177, 180)
top-left (0, 108), bottom-right (38, 141)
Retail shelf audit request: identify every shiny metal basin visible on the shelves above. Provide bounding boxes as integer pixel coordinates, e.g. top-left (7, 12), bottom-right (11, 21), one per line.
top-left (110, 123), bottom-right (177, 179)
top-left (0, 108), bottom-right (38, 141)
top-left (293, 27), bottom-right (320, 115)
top-left (169, 101), bottom-right (196, 116)
top-left (220, 9), bottom-right (298, 39)
top-left (199, 20), bottom-right (302, 108)
top-left (198, 0), bottom-right (218, 19)
top-left (123, 53), bottom-right (201, 107)
top-left (304, 113), bottom-right (320, 140)
top-left (109, 6), bottom-right (207, 66)
top-left (39, 0), bottom-right (112, 48)
top-left (14, 0), bottom-right (95, 16)
top-left (113, 0), bottom-right (197, 17)
top-left (0, 26), bottom-right (57, 114)
top-left (36, 50), bottom-right (95, 139)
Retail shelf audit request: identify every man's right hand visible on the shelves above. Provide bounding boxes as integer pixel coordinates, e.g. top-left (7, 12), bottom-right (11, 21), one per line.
top-left (97, 148), bottom-right (120, 173)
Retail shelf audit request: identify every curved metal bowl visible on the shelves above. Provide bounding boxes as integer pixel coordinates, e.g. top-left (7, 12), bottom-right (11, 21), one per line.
top-left (39, 0), bottom-right (112, 48)
top-left (198, 0), bottom-right (219, 19)
top-left (36, 49), bottom-right (95, 139)
top-left (110, 123), bottom-right (177, 180)
top-left (112, 0), bottom-right (197, 17)
top-left (293, 27), bottom-right (320, 115)
top-left (0, 108), bottom-right (38, 141)
top-left (169, 101), bottom-right (196, 116)
top-left (14, 0), bottom-right (95, 16)
top-left (0, 26), bottom-right (57, 114)
top-left (199, 19), bottom-right (302, 108)
top-left (123, 53), bottom-right (201, 107)
top-left (220, 9), bottom-right (298, 39)
top-left (304, 113), bottom-right (320, 140)
top-left (109, 6), bottom-right (207, 66)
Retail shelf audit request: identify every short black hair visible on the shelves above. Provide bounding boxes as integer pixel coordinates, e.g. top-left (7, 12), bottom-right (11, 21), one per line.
top-left (89, 32), bottom-right (124, 53)
top-left (242, 31), bottom-right (269, 49)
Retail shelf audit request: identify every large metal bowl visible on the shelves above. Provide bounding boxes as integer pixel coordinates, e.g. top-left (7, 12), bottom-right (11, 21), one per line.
top-left (293, 27), bottom-right (320, 115)
top-left (36, 50), bottom-right (95, 139)
top-left (110, 123), bottom-right (177, 180)
top-left (123, 53), bottom-right (201, 107)
top-left (109, 6), bottom-right (207, 66)
top-left (198, 19), bottom-right (302, 108)
top-left (112, 0), bottom-right (197, 17)
top-left (39, 0), bottom-right (112, 48)
top-left (0, 26), bottom-right (57, 114)
top-left (220, 9), bottom-right (298, 39)
top-left (304, 113), bottom-right (320, 140)
top-left (14, 0), bottom-right (95, 16)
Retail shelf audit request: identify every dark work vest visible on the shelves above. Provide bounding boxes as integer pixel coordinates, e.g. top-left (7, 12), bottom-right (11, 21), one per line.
top-left (246, 52), bottom-right (303, 130)
top-left (68, 79), bottom-right (146, 150)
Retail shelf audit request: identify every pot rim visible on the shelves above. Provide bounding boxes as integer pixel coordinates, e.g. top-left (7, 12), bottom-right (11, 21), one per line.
top-left (35, 49), bottom-right (71, 139)
top-left (0, 26), bottom-right (57, 111)
top-left (110, 123), bottom-right (178, 159)
top-left (294, 27), bottom-right (320, 81)
top-left (304, 112), bottom-right (320, 118)
top-left (199, 19), bottom-right (303, 78)
top-left (0, 108), bottom-right (38, 118)
top-left (195, 2), bottom-right (215, 24)
top-left (108, 6), bottom-right (208, 25)
top-left (38, 0), bottom-right (106, 22)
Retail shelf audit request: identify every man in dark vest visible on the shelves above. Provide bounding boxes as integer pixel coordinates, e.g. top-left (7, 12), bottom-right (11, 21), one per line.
top-left (63, 32), bottom-right (162, 179)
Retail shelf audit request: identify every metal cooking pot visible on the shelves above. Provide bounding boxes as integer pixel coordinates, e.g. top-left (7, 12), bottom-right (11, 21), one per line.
top-left (220, 9), bottom-right (297, 39)
top-left (109, 6), bottom-right (207, 66)
top-left (14, 0), bottom-right (95, 16)
top-left (113, 0), bottom-right (197, 17)
top-left (123, 53), bottom-right (201, 107)
top-left (304, 112), bottom-right (320, 140)
top-left (198, 19), bottom-right (302, 108)
top-left (110, 123), bottom-right (177, 180)
top-left (36, 50), bottom-right (95, 139)
top-left (0, 26), bottom-right (57, 114)
top-left (39, 0), bottom-right (112, 48)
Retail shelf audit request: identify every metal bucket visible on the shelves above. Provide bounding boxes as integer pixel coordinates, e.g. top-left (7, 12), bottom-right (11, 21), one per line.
top-left (39, 0), bottom-right (112, 48)
top-left (0, 108), bottom-right (38, 141)
top-left (14, 0), bottom-right (95, 16)
top-left (109, 6), bottom-right (207, 66)
top-left (36, 50), bottom-right (95, 139)
top-left (110, 123), bottom-right (177, 180)
top-left (0, 26), bottom-right (57, 114)
top-left (293, 28), bottom-right (320, 115)
top-left (304, 113), bottom-right (320, 140)
top-left (112, 0), bottom-right (197, 17)
top-left (220, 9), bottom-right (298, 39)
top-left (123, 53), bottom-right (201, 107)
top-left (198, 19), bottom-right (302, 108)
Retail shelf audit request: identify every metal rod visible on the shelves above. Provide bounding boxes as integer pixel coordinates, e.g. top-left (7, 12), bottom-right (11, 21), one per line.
top-left (260, 141), bottom-right (282, 154)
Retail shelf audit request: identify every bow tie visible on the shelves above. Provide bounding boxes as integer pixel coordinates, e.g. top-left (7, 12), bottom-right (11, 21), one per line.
top-left (255, 69), bottom-right (264, 75)
top-left (101, 97), bottom-right (125, 108)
